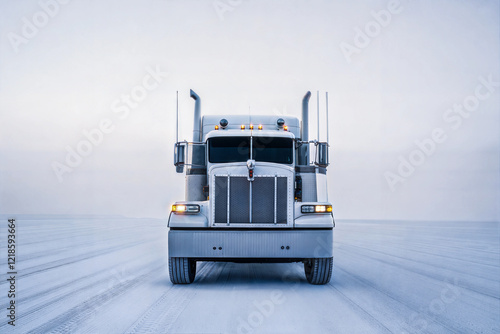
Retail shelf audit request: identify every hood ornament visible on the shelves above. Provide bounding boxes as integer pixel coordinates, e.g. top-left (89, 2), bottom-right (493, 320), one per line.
top-left (247, 159), bottom-right (255, 181)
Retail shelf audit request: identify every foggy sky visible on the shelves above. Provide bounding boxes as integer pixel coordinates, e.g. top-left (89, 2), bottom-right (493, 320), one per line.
top-left (0, 0), bottom-right (498, 221)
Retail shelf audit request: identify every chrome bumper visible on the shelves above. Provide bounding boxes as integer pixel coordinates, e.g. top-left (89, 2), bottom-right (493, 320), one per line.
top-left (168, 229), bottom-right (333, 259)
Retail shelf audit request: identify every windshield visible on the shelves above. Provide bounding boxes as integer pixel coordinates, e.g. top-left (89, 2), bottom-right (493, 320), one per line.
top-left (209, 137), bottom-right (250, 163)
top-left (208, 137), bottom-right (293, 164)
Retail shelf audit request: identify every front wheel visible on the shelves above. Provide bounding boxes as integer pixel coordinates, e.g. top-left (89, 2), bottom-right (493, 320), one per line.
top-left (304, 257), bottom-right (333, 285)
top-left (169, 257), bottom-right (197, 284)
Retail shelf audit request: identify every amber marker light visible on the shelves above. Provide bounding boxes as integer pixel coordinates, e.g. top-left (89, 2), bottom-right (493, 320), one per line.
top-left (241, 125), bottom-right (245, 130)
top-left (258, 125), bottom-right (263, 130)
top-left (215, 125), bottom-right (219, 130)
top-left (249, 124), bottom-right (254, 130)
top-left (284, 125), bottom-right (288, 131)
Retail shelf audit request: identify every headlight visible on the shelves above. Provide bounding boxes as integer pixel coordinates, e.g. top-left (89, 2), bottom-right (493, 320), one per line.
top-left (172, 204), bottom-right (200, 214)
top-left (301, 205), bottom-right (332, 213)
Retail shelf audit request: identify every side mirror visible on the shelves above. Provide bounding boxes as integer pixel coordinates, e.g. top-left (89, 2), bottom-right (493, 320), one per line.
top-left (315, 142), bottom-right (329, 167)
top-left (174, 142), bottom-right (186, 173)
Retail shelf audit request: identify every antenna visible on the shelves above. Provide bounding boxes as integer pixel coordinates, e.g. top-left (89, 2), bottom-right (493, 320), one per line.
top-left (176, 90), bottom-right (179, 143)
top-left (325, 92), bottom-right (329, 145)
top-left (317, 91), bottom-right (320, 141)
top-left (325, 91), bottom-right (330, 202)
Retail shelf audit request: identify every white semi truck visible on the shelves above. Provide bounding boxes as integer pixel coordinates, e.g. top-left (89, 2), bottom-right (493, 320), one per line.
top-left (168, 90), bottom-right (334, 284)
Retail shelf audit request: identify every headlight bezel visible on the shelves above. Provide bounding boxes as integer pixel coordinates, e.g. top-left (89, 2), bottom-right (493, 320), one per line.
top-left (301, 204), bottom-right (333, 214)
top-left (172, 204), bottom-right (200, 214)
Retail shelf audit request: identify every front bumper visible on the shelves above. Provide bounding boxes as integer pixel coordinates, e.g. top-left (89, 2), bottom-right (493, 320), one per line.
top-left (168, 229), bottom-right (333, 259)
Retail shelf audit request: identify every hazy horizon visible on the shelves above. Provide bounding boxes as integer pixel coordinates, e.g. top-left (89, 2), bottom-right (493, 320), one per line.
top-left (1, 0), bottom-right (498, 222)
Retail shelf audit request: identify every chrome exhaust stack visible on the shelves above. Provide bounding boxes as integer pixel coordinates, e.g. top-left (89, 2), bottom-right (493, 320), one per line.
top-left (190, 89), bottom-right (202, 142)
top-left (299, 91), bottom-right (311, 165)
top-left (186, 89), bottom-right (206, 201)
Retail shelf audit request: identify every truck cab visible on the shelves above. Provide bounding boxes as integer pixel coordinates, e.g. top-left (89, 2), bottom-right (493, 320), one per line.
top-left (168, 90), bottom-right (334, 284)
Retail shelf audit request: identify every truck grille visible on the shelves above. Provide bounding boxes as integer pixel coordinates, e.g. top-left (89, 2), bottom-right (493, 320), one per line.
top-left (213, 176), bottom-right (288, 225)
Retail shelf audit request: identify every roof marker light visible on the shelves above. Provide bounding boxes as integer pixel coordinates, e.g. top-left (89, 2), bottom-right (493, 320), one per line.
top-left (258, 125), bottom-right (263, 130)
top-left (215, 125), bottom-right (219, 130)
top-left (249, 124), bottom-right (254, 130)
top-left (241, 125), bottom-right (245, 130)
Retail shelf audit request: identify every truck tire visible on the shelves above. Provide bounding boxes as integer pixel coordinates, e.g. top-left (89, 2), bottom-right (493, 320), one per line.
top-left (169, 257), bottom-right (196, 284)
top-left (304, 257), bottom-right (333, 285)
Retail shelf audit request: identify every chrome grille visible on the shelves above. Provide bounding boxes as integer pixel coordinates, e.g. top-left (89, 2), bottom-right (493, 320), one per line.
top-left (276, 177), bottom-right (288, 224)
top-left (251, 177), bottom-right (274, 223)
top-left (229, 177), bottom-right (250, 223)
top-left (213, 175), bottom-right (288, 225)
top-left (214, 176), bottom-right (228, 224)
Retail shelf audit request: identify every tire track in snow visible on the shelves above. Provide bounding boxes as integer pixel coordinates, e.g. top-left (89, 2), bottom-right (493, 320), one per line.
top-left (330, 265), bottom-right (458, 333)
top-left (338, 241), bottom-right (499, 281)
top-left (286, 263), bottom-right (396, 333)
top-left (327, 284), bottom-right (393, 332)
top-left (0, 251), bottom-right (160, 312)
top-left (336, 244), bottom-right (499, 299)
top-left (126, 262), bottom-right (225, 334)
top-left (25, 264), bottom-right (165, 334)
top-left (16, 238), bottom-right (154, 279)
top-left (5, 227), bottom-right (159, 266)
top-left (1, 258), bottom-right (163, 333)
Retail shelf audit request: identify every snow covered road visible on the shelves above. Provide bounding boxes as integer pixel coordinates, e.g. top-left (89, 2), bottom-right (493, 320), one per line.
top-left (1, 218), bottom-right (498, 333)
